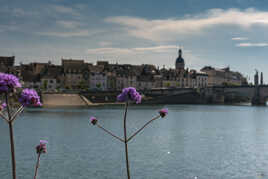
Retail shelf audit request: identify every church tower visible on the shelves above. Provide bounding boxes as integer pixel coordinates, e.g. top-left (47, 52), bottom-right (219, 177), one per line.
top-left (175, 49), bottom-right (185, 71)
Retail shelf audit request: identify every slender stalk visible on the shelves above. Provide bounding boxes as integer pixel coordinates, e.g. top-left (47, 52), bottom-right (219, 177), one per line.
top-left (127, 115), bottom-right (161, 143)
top-left (97, 124), bottom-right (124, 143)
top-left (34, 153), bottom-right (41, 179)
top-left (123, 101), bottom-right (130, 179)
top-left (11, 105), bottom-right (24, 123)
top-left (6, 93), bottom-right (16, 179)
top-left (0, 112), bottom-right (8, 123)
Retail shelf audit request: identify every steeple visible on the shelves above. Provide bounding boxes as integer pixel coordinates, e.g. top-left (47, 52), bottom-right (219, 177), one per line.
top-left (178, 49), bottom-right (182, 58)
top-left (261, 72), bottom-right (263, 85)
top-left (175, 48), bottom-right (185, 70)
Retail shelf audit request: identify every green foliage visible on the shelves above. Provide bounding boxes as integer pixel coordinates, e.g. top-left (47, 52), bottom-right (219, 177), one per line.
top-left (42, 80), bottom-right (48, 90)
top-left (96, 83), bottom-right (101, 89)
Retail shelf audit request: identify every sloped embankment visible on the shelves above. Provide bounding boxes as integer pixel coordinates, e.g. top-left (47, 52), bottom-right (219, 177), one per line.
top-left (42, 93), bottom-right (93, 107)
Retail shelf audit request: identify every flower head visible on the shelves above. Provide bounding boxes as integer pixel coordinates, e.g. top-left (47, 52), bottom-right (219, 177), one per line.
top-left (117, 87), bottom-right (142, 104)
top-left (36, 140), bottom-right (48, 154)
top-left (0, 102), bottom-right (6, 111)
top-left (90, 116), bottom-right (98, 125)
top-left (0, 73), bottom-right (21, 93)
top-left (19, 89), bottom-right (42, 107)
top-left (2, 103), bottom-right (7, 108)
top-left (159, 108), bottom-right (168, 118)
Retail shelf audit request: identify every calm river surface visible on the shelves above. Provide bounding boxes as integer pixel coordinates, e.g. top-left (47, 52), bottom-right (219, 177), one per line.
top-left (1, 104), bottom-right (268, 179)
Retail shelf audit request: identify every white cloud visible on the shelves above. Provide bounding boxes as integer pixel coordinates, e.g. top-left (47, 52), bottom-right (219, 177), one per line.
top-left (51, 5), bottom-right (80, 16)
top-left (236, 43), bottom-right (268, 47)
top-left (87, 48), bottom-right (132, 55)
top-left (133, 45), bottom-right (177, 52)
top-left (98, 41), bottom-right (113, 47)
top-left (56, 20), bottom-right (81, 29)
top-left (86, 45), bottom-right (178, 54)
top-left (231, 37), bottom-right (248, 41)
top-left (105, 8), bottom-right (268, 41)
top-left (37, 30), bottom-right (101, 37)
top-left (0, 6), bottom-right (37, 17)
top-left (56, 20), bottom-right (80, 29)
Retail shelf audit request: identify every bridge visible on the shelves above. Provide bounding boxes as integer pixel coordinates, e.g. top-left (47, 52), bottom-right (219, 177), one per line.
top-left (142, 85), bottom-right (268, 105)
top-left (203, 85), bottom-right (268, 105)
top-left (143, 71), bottom-right (268, 105)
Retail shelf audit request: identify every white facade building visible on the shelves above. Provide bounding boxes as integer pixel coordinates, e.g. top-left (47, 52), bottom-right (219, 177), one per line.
top-left (90, 72), bottom-right (107, 90)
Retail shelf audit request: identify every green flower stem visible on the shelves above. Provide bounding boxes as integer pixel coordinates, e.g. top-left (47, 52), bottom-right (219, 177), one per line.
top-left (10, 105), bottom-right (24, 123)
top-left (123, 101), bottom-right (130, 179)
top-left (5, 93), bottom-right (16, 179)
top-left (96, 124), bottom-right (124, 143)
top-left (127, 115), bottom-right (161, 143)
top-left (0, 112), bottom-right (8, 123)
top-left (34, 153), bottom-right (41, 179)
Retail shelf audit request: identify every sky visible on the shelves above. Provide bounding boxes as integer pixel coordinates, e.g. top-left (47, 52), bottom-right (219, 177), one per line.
top-left (1, 0), bottom-right (268, 82)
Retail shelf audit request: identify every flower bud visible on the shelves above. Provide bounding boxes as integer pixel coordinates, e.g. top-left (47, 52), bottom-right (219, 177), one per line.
top-left (159, 108), bottom-right (168, 118)
top-left (90, 117), bottom-right (98, 125)
top-left (36, 140), bottom-right (48, 154)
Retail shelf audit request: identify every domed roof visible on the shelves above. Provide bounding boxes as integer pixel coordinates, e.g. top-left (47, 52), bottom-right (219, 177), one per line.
top-left (176, 49), bottom-right (184, 64)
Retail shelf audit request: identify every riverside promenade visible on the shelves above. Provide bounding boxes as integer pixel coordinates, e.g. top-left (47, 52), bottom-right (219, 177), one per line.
top-left (42, 93), bottom-right (94, 107)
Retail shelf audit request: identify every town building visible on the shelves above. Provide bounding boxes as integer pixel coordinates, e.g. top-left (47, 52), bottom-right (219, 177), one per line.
top-left (62, 59), bottom-right (90, 89)
top-left (90, 72), bottom-right (107, 90)
top-left (0, 56), bottom-right (15, 73)
top-left (0, 48), bottom-right (247, 91)
top-left (40, 65), bottom-right (62, 91)
top-left (201, 66), bottom-right (246, 86)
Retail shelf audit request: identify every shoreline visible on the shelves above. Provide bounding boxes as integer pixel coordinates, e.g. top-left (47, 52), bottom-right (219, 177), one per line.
top-left (40, 102), bottom-right (254, 108)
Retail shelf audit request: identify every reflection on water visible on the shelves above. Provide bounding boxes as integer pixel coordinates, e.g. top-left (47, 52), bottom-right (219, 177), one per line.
top-left (1, 104), bottom-right (268, 178)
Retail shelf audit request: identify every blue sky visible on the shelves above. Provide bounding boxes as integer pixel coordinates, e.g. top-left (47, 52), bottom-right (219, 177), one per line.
top-left (1, 0), bottom-right (268, 82)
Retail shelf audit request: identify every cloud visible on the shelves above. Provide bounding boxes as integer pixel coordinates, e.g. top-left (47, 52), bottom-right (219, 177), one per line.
top-left (231, 37), bottom-right (248, 41)
top-left (236, 43), bottom-right (268, 47)
top-left (0, 6), bottom-right (37, 17)
top-left (133, 45), bottom-right (177, 52)
top-left (105, 8), bottom-right (268, 41)
top-left (98, 41), bottom-right (113, 47)
top-left (87, 47), bottom-right (132, 55)
top-left (56, 20), bottom-right (81, 29)
top-left (37, 30), bottom-right (102, 37)
top-left (51, 5), bottom-right (80, 16)
top-left (86, 45), bottom-right (178, 54)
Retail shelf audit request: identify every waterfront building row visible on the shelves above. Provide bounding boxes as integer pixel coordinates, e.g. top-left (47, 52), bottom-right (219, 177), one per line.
top-left (0, 49), bottom-right (247, 91)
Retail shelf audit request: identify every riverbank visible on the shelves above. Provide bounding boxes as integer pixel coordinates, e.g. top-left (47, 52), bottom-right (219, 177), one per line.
top-left (41, 93), bottom-right (93, 107)
top-left (41, 93), bottom-right (125, 107)
top-left (41, 92), bottom-right (253, 107)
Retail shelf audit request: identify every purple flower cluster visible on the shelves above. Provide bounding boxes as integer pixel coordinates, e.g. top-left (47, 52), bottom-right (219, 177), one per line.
top-left (90, 116), bottom-right (98, 125)
top-left (0, 73), bottom-right (21, 93)
top-left (159, 108), bottom-right (168, 118)
top-left (19, 89), bottom-right (42, 107)
top-left (117, 87), bottom-right (142, 104)
top-left (0, 103), bottom-right (6, 111)
top-left (36, 140), bottom-right (48, 154)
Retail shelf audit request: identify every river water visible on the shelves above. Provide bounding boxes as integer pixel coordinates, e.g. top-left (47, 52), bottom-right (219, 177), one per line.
top-left (1, 104), bottom-right (268, 179)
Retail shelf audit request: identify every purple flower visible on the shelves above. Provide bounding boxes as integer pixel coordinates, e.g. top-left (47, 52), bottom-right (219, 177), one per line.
top-left (90, 116), bottom-right (98, 125)
top-left (40, 140), bottom-right (48, 145)
top-left (117, 87), bottom-right (142, 104)
top-left (159, 108), bottom-right (168, 118)
top-left (19, 89), bottom-right (42, 107)
top-left (0, 73), bottom-right (21, 93)
top-left (36, 140), bottom-right (48, 154)
top-left (2, 103), bottom-right (7, 108)
top-left (0, 103), bottom-right (6, 111)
